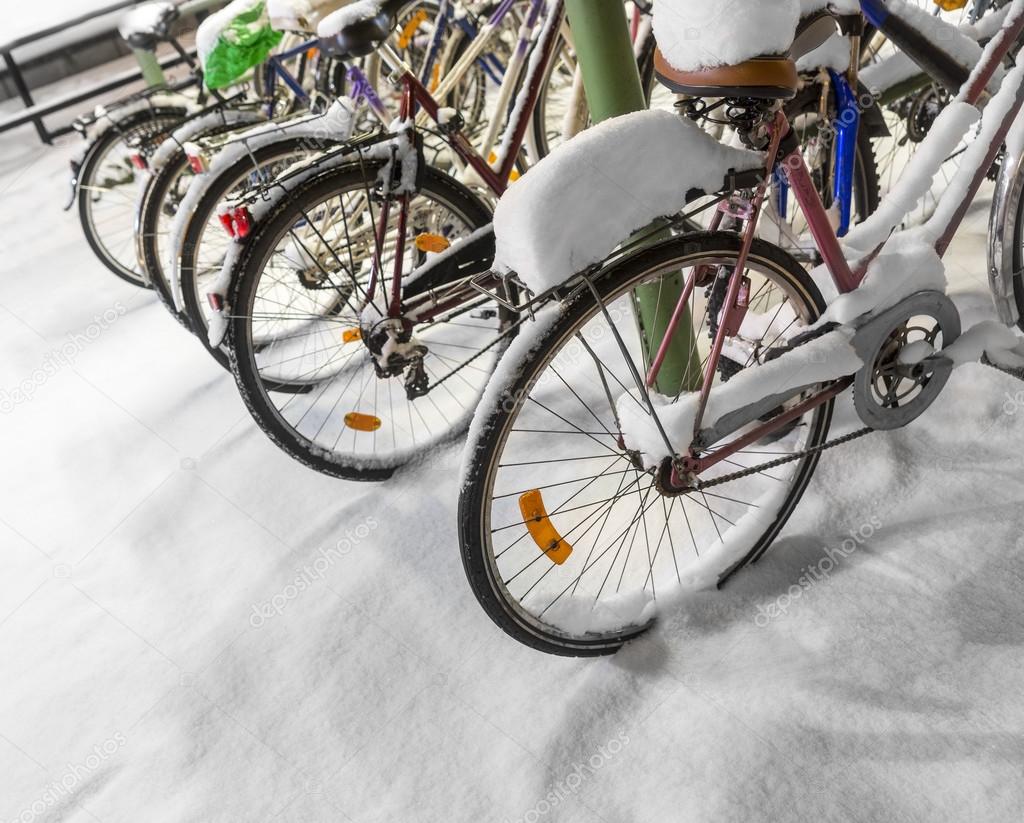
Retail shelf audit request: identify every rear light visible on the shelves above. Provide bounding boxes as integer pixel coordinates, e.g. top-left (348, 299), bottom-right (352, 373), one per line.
top-left (218, 212), bottom-right (236, 237)
top-left (207, 293), bottom-right (225, 312)
top-left (129, 153), bottom-right (148, 171)
top-left (232, 207), bottom-right (253, 239)
top-left (216, 207), bottom-right (255, 240)
top-left (184, 142), bottom-right (208, 174)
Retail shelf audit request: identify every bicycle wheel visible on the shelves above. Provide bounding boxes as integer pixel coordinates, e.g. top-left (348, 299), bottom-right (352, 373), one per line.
top-left (228, 162), bottom-right (512, 481)
top-left (177, 138), bottom-right (327, 368)
top-left (77, 107), bottom-right (186, 286)
top-left (138, 114), bottom-right (264, 325)
top-left (459, 233), bottom-right (833, 656)
top-left (862, 0), bottom-right (1011, 226)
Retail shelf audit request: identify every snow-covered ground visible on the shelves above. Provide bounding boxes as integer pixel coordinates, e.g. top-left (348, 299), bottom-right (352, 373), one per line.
top-left (2, 123), bottom-right (1024, 823)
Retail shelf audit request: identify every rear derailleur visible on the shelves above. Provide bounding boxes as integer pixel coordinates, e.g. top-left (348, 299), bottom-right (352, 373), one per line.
top-left (364, 317), bottom-right (430, 400)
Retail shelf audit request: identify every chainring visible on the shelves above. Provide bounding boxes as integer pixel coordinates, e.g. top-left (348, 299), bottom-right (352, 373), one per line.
top-left (852, 291), bottom-right (961, 431)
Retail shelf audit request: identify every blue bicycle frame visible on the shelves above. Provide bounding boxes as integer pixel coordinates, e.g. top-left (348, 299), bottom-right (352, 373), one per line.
top-left (260, 38), bottom-right (319, 116)
top-left (772, 69), bottom-right (860, 239)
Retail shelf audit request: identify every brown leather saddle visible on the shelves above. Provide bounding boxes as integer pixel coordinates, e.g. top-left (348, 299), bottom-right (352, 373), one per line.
top-left (654, 10), bottom-right (840, 100)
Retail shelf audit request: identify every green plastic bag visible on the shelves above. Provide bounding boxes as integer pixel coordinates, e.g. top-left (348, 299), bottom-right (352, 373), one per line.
top-left (202, 1), bottom-right (284, 90)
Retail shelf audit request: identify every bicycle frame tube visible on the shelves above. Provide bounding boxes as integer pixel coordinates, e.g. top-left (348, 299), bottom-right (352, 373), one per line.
top-left (675, 2), bottom-right (1024, 472)
top-left (367, 0), bottom-right (563, 324)
top-left (781, 122), bottom-right (860, 294)
top-left (347, 65), bottom-right (389, 123)
top-left (829, 69), bottom-right (859, 238)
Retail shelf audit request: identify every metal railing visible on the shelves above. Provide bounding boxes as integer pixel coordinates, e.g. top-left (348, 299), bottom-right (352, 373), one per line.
top-left (0, 0), bottom-right (224, 144)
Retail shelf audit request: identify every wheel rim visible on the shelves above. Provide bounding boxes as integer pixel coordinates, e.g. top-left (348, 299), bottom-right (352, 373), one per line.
top-left (237, 176), bottom-right (509, 470)
top-left (475, 248), bottom-right (830, 646)
top-left (82, 115), bottom-right (180, 282)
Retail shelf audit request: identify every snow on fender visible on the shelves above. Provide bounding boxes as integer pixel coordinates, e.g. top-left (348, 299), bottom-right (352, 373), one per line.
top-left (492, 109), bottom-right (763, 295)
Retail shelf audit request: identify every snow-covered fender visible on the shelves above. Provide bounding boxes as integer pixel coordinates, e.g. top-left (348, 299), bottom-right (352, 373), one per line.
top-left (166, 98), bottom-right (358, 311)
top-left (988, 109), bottom-right (1024, 327)
top-left (132, 106), bottom-right (266, 261)
top-left (205, 144), bottom-right (391, 349)
top-left (64, 94), bottom-right (193, 212)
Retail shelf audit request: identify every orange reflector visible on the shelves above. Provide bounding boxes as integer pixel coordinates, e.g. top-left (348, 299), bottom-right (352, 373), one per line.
top-left (345, 413), bottom-right (382, 432)
top-left (398, 10), bottom-right (428, 49)
top-left (342, 328), bottom-right (362, 343)
top-left (429, 64), bottom-right (441, 93)
top-left (519, 490), bottom-right (573, 565)
top-left (415, 233), bottom-right (451, 254)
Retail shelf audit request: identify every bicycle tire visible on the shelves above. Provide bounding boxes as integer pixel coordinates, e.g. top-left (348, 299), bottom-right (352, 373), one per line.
top-left (227, 162), bottom-right (502, 481)
top-left (458, 233), bottom-right (833, 656)
top-left (77, 107), bottom-right (187, 287)
top-left (177, 137), bottom-right (333, 369)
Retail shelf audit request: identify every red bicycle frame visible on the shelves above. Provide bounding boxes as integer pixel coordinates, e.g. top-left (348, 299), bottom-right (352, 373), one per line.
top-left (363, 0), bottom-right (566, 323)
top-left (648, 6), bottom-right (1024, 478)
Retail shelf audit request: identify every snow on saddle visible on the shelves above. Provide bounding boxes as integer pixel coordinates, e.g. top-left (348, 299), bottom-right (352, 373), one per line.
top-left (119, 2), bottom-right (180, 51)
top-left (652, 0), bottom-right (844, 100)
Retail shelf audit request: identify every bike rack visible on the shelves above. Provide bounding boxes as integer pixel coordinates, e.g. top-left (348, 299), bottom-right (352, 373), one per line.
top-left (0, 0), bottom-right (225, 145)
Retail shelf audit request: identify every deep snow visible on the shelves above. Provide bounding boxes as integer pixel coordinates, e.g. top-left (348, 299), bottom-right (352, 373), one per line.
top-left (2, 125), bottom-right (1024, 823)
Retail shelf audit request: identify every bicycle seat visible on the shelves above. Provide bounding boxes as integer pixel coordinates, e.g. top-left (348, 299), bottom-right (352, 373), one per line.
top-left (655, 52), bottom-right (799, 100)
top-left (653, 10), bottom-right (837, 100)
top-left (268, 0), bottom-right (354, 34)
top-left (119, 2), bottom-right (181, 51)
top-left (317, 0), bottom-right (408, 59)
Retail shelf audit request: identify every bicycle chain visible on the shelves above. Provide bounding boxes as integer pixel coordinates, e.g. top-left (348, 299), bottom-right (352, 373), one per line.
top-left (696, 354), bottom-right (1024, 490)
top-left (694, 426), bottom-right (874, 490)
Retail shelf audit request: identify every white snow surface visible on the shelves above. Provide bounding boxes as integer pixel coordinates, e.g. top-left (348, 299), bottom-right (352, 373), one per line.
top-left (653, 0), bottom-right (800, 72)
top-left (493, 109), bottom-right (763, 294)
top-left (6, 110), bottom-right (1024, 823)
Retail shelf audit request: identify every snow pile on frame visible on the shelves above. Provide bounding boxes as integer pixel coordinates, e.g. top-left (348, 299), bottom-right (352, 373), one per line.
top-left (492, 109), bottom-right (762, 295)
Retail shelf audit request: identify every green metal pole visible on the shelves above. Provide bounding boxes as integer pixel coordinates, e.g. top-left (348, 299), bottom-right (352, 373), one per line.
top-left (131, 0), bottom-right (228, 87)
top-left (562, 0), bottom-right (701, 394)
top-left (133, 48), bottom-right (167, 87)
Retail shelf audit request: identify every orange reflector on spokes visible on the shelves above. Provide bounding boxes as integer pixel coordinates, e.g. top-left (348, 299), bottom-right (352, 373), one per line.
top-left (398, 10), bottom-right (428, 48)
top-left (342, 328), bottom-right (362, 343)
top-left (345, 413), bottom-right (381, 432)
top-left (415, 233), bottom-right (451, 254)
top-left (519, 490), bottom-right (573, 565)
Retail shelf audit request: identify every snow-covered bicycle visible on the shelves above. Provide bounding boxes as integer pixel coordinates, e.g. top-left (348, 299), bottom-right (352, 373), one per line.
top-left (459, 0), bottom-right (1024, 655)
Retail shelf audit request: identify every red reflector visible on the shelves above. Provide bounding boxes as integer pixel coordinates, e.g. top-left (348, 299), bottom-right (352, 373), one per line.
top-left (130, 153), bottom-right (148, 171)
top-left (232, 207), bottom-right (253, 239)
top-left (218, 212), bottom-right (236, 238)
top-left (188, 154), bottom-right (207, 174)
top-left (207, 293), bottom-right (225, 312)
